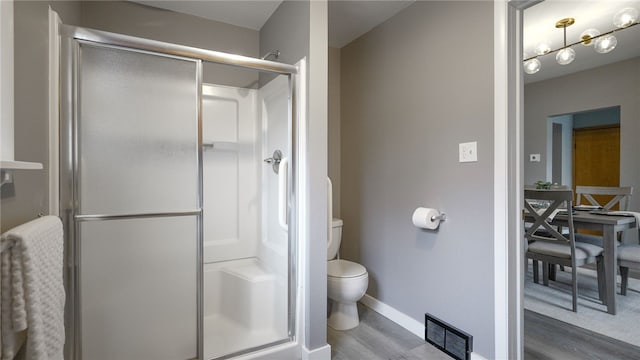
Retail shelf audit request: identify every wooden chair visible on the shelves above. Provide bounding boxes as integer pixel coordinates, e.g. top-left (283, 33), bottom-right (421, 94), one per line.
top-left (525, 189), bottom-right (605, 312)
top-left (618, 245), bottom-right (640, 295)
top-left (574, 186), bottom-right (640, 296)
top-left (575, 186), bottom-right (634, 246)
top-left (575, 185), bottom-right (633, 211)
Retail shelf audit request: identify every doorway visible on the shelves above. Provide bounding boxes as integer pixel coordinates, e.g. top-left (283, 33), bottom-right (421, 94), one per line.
top-left (518, 0), bottom-right (640, 357)
top-left (546, 106), bottom-right (621, 195)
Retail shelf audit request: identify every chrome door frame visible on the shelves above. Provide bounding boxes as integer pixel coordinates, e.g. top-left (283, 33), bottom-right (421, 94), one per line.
top-left (60, 25), bottom-right (299, 360)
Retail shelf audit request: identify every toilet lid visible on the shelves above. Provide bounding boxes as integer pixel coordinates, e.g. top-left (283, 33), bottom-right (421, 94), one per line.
top-left (327, 259), bottom-right (367, 278)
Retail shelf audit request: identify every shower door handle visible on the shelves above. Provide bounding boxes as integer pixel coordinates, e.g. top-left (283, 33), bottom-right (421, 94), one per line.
top-left (278, 157), bottom-right (289, 231)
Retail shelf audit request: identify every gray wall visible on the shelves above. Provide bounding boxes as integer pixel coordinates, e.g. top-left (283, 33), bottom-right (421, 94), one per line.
top-left (81, 1), bottom-right (259, 88)
top-left (306, 0), bottom-right (328, 351)
top-left (573, 106), bottom-right (620, 128)
top-left (524, 57), bottom-right (640, 210)
top-left (259, 1), bottom-right (309, 87)
top-left (341, 1), bottom-right (495, 357)
top-left (329, 46), bottom-right (340, 218)
top-left (1, 1), bottom-right (81, 232)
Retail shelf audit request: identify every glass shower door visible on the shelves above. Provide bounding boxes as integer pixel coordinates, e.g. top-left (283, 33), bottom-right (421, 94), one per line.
top-left (63, 40), bottom-right (201, 360)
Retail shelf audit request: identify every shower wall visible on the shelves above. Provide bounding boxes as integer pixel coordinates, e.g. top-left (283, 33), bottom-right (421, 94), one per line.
top-left (202, 77), bottom-right (290, 268)
top-left (258, 76), bottom-right (290, 279)
top-left (203, 84), bottom-right (259, 263)
top-left (202, 76), bottom-right (291, 262)
top-left (202, 77), bottom-right (291, 360)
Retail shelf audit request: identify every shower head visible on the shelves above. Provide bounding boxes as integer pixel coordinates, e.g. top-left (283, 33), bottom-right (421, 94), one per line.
top-left (261, 50), bottom-right (280, 61)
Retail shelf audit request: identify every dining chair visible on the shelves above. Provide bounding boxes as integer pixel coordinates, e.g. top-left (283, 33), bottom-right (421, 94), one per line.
top-left (574, 186), bottom-right (634, 246)
top-left (618, 245), bottom-right (640, 295)
top-left (525, 189), bottom-right (605, 312)
top-left (575, 185), bottom-right (633, 211)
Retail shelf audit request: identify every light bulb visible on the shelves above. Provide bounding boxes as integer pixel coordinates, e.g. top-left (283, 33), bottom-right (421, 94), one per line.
top-left (580, 28), bottom-right (600, 46)
top-left (523, 58), bottom-right (541, 74)
top-left (613, 8), bottom-right (638, 28)
top-left (594, 35), bottom-right (617, 53)
top-left (535, 43), bottom-right (551, 55)
top-left (556, 47), bottom-right (575, 65)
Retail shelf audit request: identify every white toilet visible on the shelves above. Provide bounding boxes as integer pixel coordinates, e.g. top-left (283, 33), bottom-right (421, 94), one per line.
top-left (327, 218), bottom-right (369, 330)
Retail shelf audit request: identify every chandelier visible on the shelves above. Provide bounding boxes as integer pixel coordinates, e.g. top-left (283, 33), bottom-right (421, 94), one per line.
top-left (523, 7), bottom-right (639, 75)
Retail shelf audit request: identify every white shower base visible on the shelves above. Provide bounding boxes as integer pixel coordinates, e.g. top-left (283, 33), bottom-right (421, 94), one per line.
top-left (204, 258), bottom-right (287, 359)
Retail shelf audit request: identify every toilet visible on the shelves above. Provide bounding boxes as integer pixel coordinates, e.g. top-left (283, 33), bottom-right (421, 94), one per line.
top-left (327, 218), bottom-right (369, 330)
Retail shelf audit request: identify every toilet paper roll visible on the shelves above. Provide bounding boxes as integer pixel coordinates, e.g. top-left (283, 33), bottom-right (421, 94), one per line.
top-left (412, 207), bottom-right (442, 230)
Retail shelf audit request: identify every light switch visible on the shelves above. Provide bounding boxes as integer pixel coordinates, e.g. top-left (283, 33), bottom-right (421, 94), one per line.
top-left (459, 142), bottom-right (478, 163)
top-left (530, 154), bottom-right (541, 162)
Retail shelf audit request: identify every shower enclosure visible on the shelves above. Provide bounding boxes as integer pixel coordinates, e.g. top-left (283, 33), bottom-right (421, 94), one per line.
top-left (59, 25), bottom-right (299, 360)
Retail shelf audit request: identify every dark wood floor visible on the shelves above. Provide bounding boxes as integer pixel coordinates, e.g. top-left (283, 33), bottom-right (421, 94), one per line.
top-left (524, 310), bottom-right (640, 360)
top-left (328, 304), bottom-right (640, 359)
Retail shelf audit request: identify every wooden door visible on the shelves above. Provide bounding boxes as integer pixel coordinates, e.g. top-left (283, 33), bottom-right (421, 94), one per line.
top-left (573, 126), bottom-right (620, 234)
top-left (573, 125), bottom-right (620, 191)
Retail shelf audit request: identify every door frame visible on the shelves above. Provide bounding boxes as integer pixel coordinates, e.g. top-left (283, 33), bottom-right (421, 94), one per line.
top-left (496, 1), bottom-right (543, 359)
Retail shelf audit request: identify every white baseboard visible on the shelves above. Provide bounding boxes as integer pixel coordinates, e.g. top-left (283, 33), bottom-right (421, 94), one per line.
top-left (360, 294), bottom-right (487, 360)
top-left (302, 344), bottom-right (331, 360)
top-left (360, 294), bottom-right (424, 338)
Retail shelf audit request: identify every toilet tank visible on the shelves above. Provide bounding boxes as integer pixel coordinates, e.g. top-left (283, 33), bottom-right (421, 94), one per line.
top-left (327, 218), bottom-right (343, 260)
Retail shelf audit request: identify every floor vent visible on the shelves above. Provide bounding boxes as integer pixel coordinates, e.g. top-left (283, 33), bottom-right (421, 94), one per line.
top-left (424, 313), bottom-right (473, 360)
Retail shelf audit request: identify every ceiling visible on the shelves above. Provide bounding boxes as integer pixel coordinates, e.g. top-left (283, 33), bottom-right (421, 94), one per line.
top-left (130, 1), bottom-right (640, 83)
top-left (328, 1), bottom-right (414, 48)
top-left (524, 0), bottom-right (640, 83)
top-left (133, 1), bottom-right (283, 31)
top-left (132, 1), bottom-right (414, 48)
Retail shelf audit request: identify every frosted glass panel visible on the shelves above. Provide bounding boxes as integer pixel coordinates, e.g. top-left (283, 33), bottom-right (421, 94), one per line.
top-left (80, 217), bottom-right (197, 360)
top-left (78, 44), bottom-right (199, 214)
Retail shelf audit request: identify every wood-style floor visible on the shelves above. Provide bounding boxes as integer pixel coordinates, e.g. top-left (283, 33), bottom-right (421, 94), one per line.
top-left (327, 304), bottom-right (449, 360)
top-left (524, 310), bottom-right (640, 360)
top-left (328, 304), bottom-right (640, 359)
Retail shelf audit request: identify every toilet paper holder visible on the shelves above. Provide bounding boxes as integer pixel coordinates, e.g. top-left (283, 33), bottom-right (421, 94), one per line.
top-left (431, 213), bottom-right (447, 222)
top-left (412, 207), bottom-right (446, 230)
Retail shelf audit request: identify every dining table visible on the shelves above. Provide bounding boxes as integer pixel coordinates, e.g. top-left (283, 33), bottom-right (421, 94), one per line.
top-left (546, 209), bottom-right (637, 315)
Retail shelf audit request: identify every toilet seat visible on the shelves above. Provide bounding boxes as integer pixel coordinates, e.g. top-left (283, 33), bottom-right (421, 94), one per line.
top-left (327, 259), bottom-right (367, 278)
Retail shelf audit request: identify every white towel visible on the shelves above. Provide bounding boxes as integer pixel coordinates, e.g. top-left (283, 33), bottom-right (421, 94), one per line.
top-left (0, 216), bottom-right (65, 360)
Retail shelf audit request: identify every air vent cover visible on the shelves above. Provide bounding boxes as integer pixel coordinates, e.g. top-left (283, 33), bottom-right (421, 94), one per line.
top-left (425, 313), bottom-right (473, 360)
